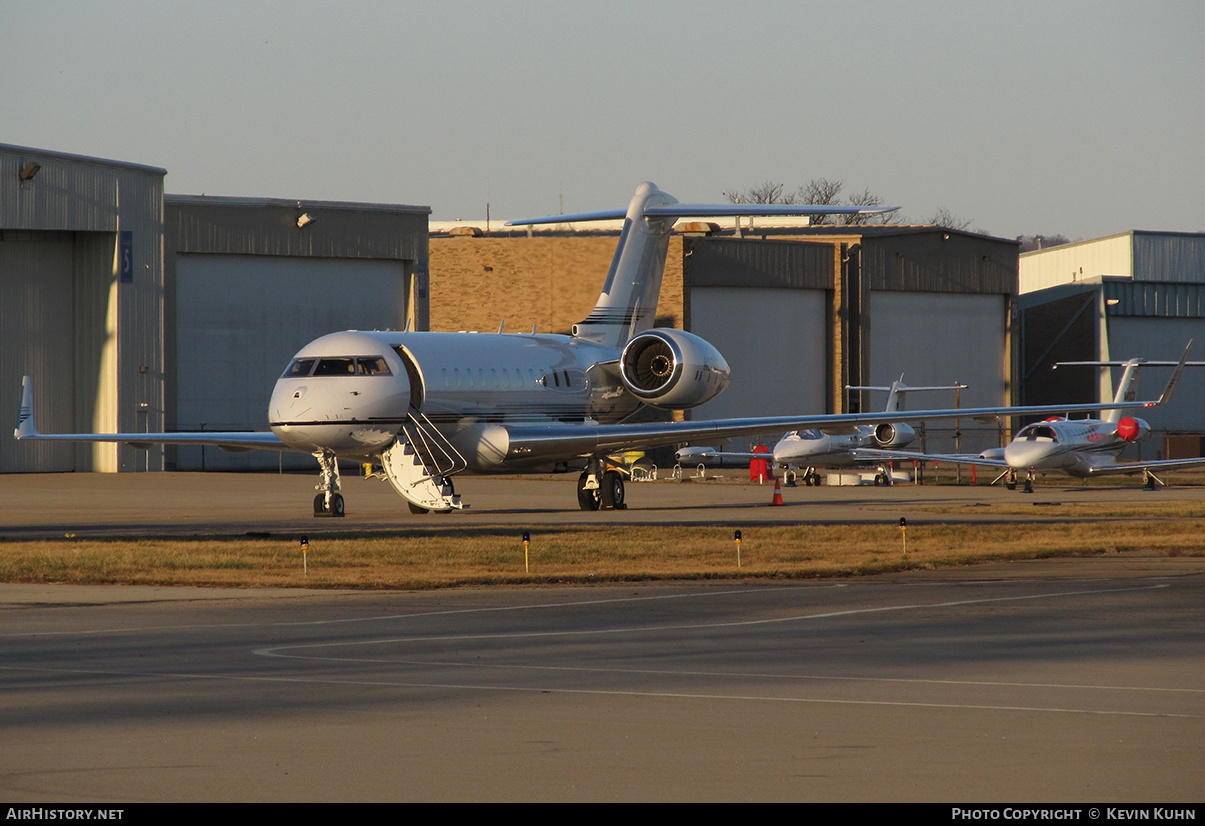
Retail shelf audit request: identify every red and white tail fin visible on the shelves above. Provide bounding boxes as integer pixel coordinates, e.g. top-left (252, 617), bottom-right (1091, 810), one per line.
top-left (1054, 340), bottom-right (1196, 423)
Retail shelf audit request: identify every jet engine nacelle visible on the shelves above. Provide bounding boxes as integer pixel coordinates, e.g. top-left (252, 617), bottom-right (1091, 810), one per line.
top-left (873, 422), bottom-right (916, 448)
top-left (675, 445), bottom-right (717, 463)
top-left (1116, 416), bottom-right (1151, 442)
top-left (619, 329), bottom-right (731, 409)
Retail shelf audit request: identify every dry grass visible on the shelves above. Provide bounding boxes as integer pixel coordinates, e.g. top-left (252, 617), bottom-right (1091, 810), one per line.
top-left (2, 518), bottom-right (1202, 590)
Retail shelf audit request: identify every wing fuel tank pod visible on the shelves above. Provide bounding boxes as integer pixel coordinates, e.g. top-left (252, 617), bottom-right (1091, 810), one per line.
top-left (619, 329), bottom-right (730, 409)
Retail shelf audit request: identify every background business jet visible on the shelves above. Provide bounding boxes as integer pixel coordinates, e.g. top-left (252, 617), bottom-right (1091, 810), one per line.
top-left (15, 183), bottom-right (1169, 516)
top-left (852, 347), bottom-right (1201, 491)
top-left (675, 378), bottom-right (966, 486)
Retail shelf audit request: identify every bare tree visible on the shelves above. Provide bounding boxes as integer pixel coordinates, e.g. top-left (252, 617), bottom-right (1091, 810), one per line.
top-left (722, 178), bottom-right (897, 226)
top-left (722, 181), bottom-right (795, 204)
top-left (927, 207), bottom-right (977, 232)
top-left (839, 187), bottom-right (899, 226)
top-left (796, 178), bottom-right (843, 205)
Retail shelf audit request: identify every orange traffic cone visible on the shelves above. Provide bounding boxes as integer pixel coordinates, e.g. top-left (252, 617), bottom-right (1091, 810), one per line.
top-left (770, 478), bottom-right (783, 506)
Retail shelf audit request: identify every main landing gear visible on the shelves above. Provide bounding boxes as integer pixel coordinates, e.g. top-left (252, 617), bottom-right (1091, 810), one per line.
top-left (998, 469), bottom-right (1033, 492)
top-left (312, 449), bottom-right (346, 517)
top-left (785, 468), bottom-right (821, 487)
top-left (577, 459), bottom-right (627, 511)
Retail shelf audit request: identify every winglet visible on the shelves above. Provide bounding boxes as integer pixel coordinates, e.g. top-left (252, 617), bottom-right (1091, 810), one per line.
top-left (14, 376), bottom-right (38, 439)
top-left (1147, 340), bottom-right (1193, 408)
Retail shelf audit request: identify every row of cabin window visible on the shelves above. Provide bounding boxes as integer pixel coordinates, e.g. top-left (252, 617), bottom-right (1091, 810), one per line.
top-left (439, 367), bottom-right (584, 391)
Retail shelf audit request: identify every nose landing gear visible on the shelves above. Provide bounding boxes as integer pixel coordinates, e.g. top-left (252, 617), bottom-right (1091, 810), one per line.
top-left (312, 449), bottom-right (346, 517)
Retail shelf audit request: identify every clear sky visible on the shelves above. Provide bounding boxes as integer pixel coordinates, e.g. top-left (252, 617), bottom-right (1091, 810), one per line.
top-left (6, 0), bottom-right (1202, 240)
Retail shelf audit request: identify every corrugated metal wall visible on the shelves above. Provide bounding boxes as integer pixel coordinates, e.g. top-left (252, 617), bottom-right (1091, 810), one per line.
top-left (1, 144), bottom-right (166, 473)
top-left (163, 197), bottom-right (430, 470)
top-left (1019, 233), bottom-right (1134, 294)
top-left (683, 230), bottom-right (1017, 447)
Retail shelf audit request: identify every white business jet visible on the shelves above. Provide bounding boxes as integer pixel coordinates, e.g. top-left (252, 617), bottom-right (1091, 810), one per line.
top-left (852, 346), bottom-right (1201, 492)
top-left (13, 182), bottom-right (1170, 516)
top-left (675, 378), bottom-right (966, 485)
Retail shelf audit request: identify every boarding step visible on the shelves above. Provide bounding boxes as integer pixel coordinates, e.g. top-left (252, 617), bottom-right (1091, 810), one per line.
top-left (380, 437), bottom-right (465, 512)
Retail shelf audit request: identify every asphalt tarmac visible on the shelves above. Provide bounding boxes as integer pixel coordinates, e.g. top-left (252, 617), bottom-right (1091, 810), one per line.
top-left (5, 468), bottom-right (1205, 536)
top-left (1, 471), bottom-right (1202, 802)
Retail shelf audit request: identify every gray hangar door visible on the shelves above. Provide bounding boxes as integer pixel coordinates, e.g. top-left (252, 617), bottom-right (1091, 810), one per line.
top-left (1, 236), bottom-right (75, 472)
top-left (174, 254), bottom-right (409, 470)
top-left (689, 286), bottom-right (828, 432)
top-left (867, 291), bottom-right (1007, 454)
top-left (1101, 316), bottom-right (1205, 436)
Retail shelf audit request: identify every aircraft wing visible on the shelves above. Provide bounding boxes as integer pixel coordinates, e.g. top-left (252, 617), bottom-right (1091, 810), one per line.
top-left (14, 377), bottom-right (290, 453)
top-left (1085, 456), bottom-right (1205, 476)
top-left (507, 203), bottom-right (898, 226)
top-left (497, 397), bottom-right (1172, 464)
top-left (849, 448), bottom-right (1009, 468)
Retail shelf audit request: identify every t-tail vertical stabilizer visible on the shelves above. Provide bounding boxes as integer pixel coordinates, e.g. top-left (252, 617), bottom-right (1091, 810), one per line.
top-left (506, 182), bottom-right (900, 349)
top-left (574, 182), bottom-right (680, 347)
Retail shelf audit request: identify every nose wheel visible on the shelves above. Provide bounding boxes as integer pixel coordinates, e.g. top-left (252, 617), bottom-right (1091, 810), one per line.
top-left (314, 492), bottom-right (345, 516)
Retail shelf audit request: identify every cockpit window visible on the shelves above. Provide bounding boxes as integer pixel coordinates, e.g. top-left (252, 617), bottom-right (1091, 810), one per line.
top-left (285, 356), bottom-right (392, 378)
top-left (356, 357), bottom-right (390, 375)
top-left (313, 357), bottom-right (357, 376)
top-left (1019, 424), bottom-right (1058, 441)
top-left (283, 358), bottom-right (317, 378)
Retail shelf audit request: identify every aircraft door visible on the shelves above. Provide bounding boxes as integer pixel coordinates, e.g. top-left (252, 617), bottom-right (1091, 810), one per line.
top-left (392, 344), bottom-right (426, 412)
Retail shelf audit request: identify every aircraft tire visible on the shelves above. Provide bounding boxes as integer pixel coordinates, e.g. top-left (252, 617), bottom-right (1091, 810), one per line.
top-left (408, 501), bottom-right (430, 515)
top-left (330, 493), bottom-right (345, 517)
top-left (577, 472), bottom-right (601, 511)
top-left (313, 494), bottom-right (327, 516)
top-left (601, 470), bottom-right (626, 510)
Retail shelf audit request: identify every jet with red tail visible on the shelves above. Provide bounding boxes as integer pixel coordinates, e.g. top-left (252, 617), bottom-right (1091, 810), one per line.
top-left (854, 342), bottom-right (1204, 491)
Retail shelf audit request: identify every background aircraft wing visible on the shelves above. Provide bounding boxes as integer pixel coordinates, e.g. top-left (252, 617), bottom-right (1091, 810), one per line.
top-left (1085, 456), bottom-right (1205, 476)
top-left (15, 377), bottom-right (290, 453)
top-left (849, 447), bottom-right (1009, 468)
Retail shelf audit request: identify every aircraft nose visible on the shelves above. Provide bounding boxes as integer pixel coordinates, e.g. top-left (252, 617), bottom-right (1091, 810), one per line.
top-left (270, 378), bottom-right (313, 422)
top-left (1004, 440), bottom-right (1055, 469)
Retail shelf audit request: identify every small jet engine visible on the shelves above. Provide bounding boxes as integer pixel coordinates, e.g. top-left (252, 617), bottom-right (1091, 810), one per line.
top-left (872, 422), bottom-right (916, 448)
top-left (1116, 416), bottom-right (1151, 442)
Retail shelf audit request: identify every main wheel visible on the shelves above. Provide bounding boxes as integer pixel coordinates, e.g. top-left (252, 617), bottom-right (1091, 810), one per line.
top-left (601, 470), bottom-right (626, 509)
top-left (314, 494), bottom-right (327, 516)
top-left (329, 493), bottom-right (345, 517)
top-left (577, 472), bottom-right (601, 511)
top-left (408, 501), bottom-right (430, 515)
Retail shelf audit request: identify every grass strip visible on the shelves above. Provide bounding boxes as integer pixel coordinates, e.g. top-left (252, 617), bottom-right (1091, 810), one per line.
top-left (1, 520), bottom-right (1201, 590)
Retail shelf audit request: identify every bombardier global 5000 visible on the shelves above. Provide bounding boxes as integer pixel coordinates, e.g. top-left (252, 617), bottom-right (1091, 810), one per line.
top-left (13, 182), bottom-right (1172, 516)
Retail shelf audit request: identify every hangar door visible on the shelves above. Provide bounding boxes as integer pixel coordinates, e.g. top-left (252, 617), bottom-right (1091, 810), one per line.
top-left (689, 286), bottom-right (828, 430)
top-left (867, 291), bottom-right (1007, 453)
top-left (174, 254), bottom-right (410, 470)
top-left (1102, 316), bottom-right (1205, 438)
top-left (1, 235), bottom-right (75, 472)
